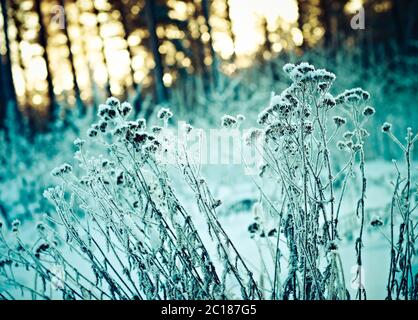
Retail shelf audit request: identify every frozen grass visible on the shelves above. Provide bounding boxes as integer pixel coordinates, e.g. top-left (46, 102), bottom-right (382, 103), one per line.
top-left (0, 62), bottom-right (417, 300)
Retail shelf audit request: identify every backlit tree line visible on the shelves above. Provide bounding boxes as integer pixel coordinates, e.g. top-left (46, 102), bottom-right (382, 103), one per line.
top-left (0, 0), bottom-right (418, 131)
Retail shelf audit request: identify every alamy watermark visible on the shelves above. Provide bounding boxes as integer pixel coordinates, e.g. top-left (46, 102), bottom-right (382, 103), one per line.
top-left (51, 5), bottom-right (65, 29)
top-left (155, 121), bottom-right (264, 176)
top-left (351, 6), bottom-right (366, 30)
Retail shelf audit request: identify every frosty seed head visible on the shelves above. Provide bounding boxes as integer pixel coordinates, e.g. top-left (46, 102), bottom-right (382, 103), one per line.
top-left (363, 106), bottom-right (375, 117)
top-left (136, 118), bottom-right (146, 130)
top-left (283, 139), bottom-right (297, 155)
top-left (267, 229), bottom-right (277, 237)
top-left (337, 141), bottom-right (347, 150)
top-left (333, 116), bottom-right (346, 127)
top-left (318, 82), bottom-right (329, 91)
top-left (151, 126), bottom-right (163, 135)
top-left (327, 240), bottom-right (338, 251)
top-left (113, 124), bottom-right (128, 137)
top-left (157, 107), bottom-right (173, 120)
top-left (258, 163), bottom-right (268, 177)
top-left (106, 97), bottom-right (120, 109)
top-left (98, 119), bottom-right (108, 133)
top-left (244, 128), bottom-right (264, 146)
top-left (236, 114), bottom-right (246, 122)
top-left (257, 109), bottom-right (270, 125)
top-left (212, 199), bottom-right (222, 209)
top-left (99, 101), bottom-right (118, 120)
top-left (265, 121), bottom-right (285, 140)
top-left (352, 144), bottom-right (362, 153)
top-left (359, 128), bottom-right (370, 138)
top-left (303, 121), bottom-right (314, 135)
top-left (343, 131), bottom-right (354, 140)
top-left (116, 171), bottom-right (124, 185)
top-left (273, 100), bottom-right (293, 117)
top-left (248, 222), bottom-right (260, 234)
top-left (119, 102), bottom-right (132, 117)
top-left (87, 127), bottom-right (98, 138)
top-left (143, 140), bottom-right (161, 154)
top-left (300, 106), bottom-right (311, 118)
top-left (183, 123), bottom-right (193, 134)
top-left (101, 159), bottom-right (109, 168)
top-left (98, 104), bottom-right (110, 118)
top-left (127, 121), bottom-right (138, 131)
top-left (295, 62), bottom-right (315, 75)
top-left (12, 219), bottom-right (21, 232)
top-left (370, 215), bottom-right (383, 227)
top-left (311, 69), bottom-right (336, 84)
top-left (51, 163), bottom-right (72, 176)
top-left (283, 63), bottom-right (295, 75)
top-left (382, 122), bottom-right (392, 133)
top-left (322, 93), bottom-right (336, 109)
top-left (221, 115), bottom-right (237, 128)
top-left (132, 132), bottom-right (148, 146)
top-left (36, 221), bottom-right (46, 232)
top-left (344, 93), bottom-right (361, 104)
top-left (335, 94), bottom-right (345, 106)
top-left (73, 138), bottom-right (85, 148)
top-left (342, 88), bottom-right (370, 105)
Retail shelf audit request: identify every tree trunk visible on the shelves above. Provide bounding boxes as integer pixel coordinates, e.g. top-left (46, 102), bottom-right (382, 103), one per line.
top-left (319, 0), bottom-right (332, 49)
top-left (144, 0), bottom-right (168, 104)
top-left (224, 0), bottom-right (236, 61)
top-left (91, 0), bottom-right (112, 98)
top-left (59, 0), bottom-right (85, 114)
top-left (0, 0), bottom-right (19, 119)
top-left (201, 0), bottom-right (219, 88)
top-left (34, 0), bottom-right (57, 122)
top-left (113, 0), bottom-right (143, 113)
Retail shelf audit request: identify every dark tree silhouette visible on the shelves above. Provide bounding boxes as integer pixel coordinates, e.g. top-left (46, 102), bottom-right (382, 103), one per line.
top-left (0, 0), bottom-right (19, 125)
top-left (201, 0), bottom-right (219, 88)
top-left (0, 58), bottom-right (6, 129)
top-left (10, 0), bottom-right (29, 110)
top-left (113, 0), bottom-right (143, 113)
top-left (224, 0), bottom-right (235, 61)
top-left (144, 0), bottom-right (168, 104)
top-left (59, 0), bottom-right (85, 114)
top-left (91, 0), bottom-right (112, 98)
top-left (34, 0), bottom-right (57, 121)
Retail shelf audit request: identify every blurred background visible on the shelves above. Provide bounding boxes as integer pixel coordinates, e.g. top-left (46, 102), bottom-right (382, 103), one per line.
top-left (1, 0), bottom-right (417, 130)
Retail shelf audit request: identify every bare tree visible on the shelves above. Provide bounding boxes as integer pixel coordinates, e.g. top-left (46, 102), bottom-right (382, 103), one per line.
top-left (34, 0), bottom-right (57, 121)
top-left (59, 0), bottom-right (85, 114)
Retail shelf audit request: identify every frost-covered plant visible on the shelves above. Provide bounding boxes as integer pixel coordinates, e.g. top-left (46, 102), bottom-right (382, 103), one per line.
top-left (381, 125), bottom-right (418, 300)
top-left (244, 62), bottom-right (373, 299)
top-left (0, 97), bottom-right (260, 300)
